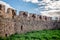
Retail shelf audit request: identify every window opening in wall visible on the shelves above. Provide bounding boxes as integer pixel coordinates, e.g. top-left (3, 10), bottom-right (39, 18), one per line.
top-left (45, 17), bottom-right (47, 20)
top-left (12, 10), bottom-right (16, 18)
top-left (23, 12), bottom-right (27, 17)
top-left (5, 34), bottom-right (7, 37)
top-left (21, 25), bottom-right (23, 30)
top-left (39, 16), bottom-right (42, 19)
top-left (32, 14), bottom-right (36, 18)
top-left (12, 10), bottom-right (16, 15)
top-left (0, 5), bottom-right (2, 10)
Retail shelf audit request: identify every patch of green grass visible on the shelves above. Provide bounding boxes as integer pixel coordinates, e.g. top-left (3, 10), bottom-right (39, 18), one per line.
top-left (0, 30), bottom-right (60, 40)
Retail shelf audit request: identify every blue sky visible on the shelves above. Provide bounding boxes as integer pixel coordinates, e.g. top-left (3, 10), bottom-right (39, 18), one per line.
top-left (1, 0), bottom-right (60, 17)
top-left (1, 0), bottom-right (40, 14)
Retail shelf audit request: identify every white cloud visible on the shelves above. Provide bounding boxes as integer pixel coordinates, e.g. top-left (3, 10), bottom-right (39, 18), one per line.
top-left (23, 0), bottom-right (31, 2)
top-left (40, 0), bottom-right (60, 17)
top-left (23, 0), bottom-right (60, 17)
top-left (31, 0), bottom-right (39, 3)
top-left (23, 0), bottom-right (39, 3)
top-left (41, 10), bottom-right (60, 17)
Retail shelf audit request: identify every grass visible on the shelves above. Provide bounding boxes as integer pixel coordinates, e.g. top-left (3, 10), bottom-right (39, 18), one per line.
top-left (0, 29), bottom-right (60, 40)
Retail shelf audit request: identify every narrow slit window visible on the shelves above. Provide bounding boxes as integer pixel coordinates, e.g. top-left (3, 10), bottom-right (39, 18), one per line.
top-left (12, 10), bottom-right (16, 15)
top-left (39, 16), bottom-right (42, 19)
top-left (21, 25), bottom-right (23, 30)
top-left (0, 5), bottom-right (2, 10)
top-left (5, 34), bottom-right (7, 37)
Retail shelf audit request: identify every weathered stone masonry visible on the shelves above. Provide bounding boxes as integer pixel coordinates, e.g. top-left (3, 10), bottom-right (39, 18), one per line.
top-left (0, 4), bottom-right (60, 37)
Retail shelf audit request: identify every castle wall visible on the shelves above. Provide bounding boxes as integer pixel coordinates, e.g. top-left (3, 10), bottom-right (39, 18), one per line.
top-left (14, 16), bottom-right (52, 34)
top-left (14, 11), bottom-right (60, 34)
top-left (14, 16), bottom-right (60, 34)
top-left (0, 4), bottom-right (16, 37)
top-left (0, 4), bottom-right (60, 37)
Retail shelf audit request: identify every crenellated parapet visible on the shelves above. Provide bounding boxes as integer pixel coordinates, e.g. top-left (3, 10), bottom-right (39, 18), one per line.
top-left (19, 11), bottom-right (28, 17)
top-left (0, 4), bottom-right (5, 12)
top-left (0, 4), bottom-right (60, 21)
top-left (6, 8), bottom-right (16, 19)
top-left (0, 4), bottom-right (16, 19)
top-left (19, 11), bottom-right (52, 21)
top-left (0, 4), bottom-right (59, 21)
top-left (0, 4), bottom-right (5, 18)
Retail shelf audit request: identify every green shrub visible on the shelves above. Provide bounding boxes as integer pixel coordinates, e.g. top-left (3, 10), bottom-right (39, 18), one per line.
top-left (0, 30), bottom-right (60, 40)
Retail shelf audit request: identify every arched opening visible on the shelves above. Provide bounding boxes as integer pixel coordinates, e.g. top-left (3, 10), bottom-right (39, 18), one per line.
top-left (0, 4), bottom-right (2, 10)
top-left (21, 25), bottom-right (23, 31)
top-left (32, 14), bottom-right (36, 18)
top-left (5, 34), bottom-right (8, 37)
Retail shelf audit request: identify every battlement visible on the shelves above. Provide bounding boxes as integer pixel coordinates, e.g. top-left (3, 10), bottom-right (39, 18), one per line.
top-left (0, 4), bottom-right (5, 12)
top-left (19, 11), bottom-right (53, 21)
top-left (0, 4), bottom-right (16, 19)
top-left (0, 4), bottom-right (59, 21)
top-left (6, 8), bottom-right (16, 19)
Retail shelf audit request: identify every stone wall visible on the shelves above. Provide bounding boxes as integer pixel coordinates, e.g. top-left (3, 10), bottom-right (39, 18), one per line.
top-left (0, 18), bottom-right (15, 37)
top-left (0, 4), bottom-right (60, 37)
top-left (14, 12), bottom-right (60, 34)
top-left (0, 4), bottom-right (16, 19)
